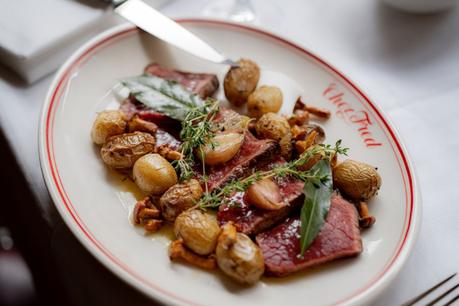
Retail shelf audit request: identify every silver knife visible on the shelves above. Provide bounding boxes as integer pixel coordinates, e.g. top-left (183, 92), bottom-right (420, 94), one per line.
top-left (105, 0), bottom-right (238, 67)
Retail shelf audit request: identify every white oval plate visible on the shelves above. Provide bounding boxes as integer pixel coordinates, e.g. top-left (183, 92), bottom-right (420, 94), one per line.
top-left (39, 20), bottom-right (421, 306)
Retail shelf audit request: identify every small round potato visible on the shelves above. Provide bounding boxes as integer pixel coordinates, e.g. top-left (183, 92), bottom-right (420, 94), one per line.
top-left (91, 110), bottom-right (127, 145)
top-left (174, 210), bottom-right (220, 256)
top-left (255, 113), bottom-right (292, 159)
top-left (159, 179), bottom-right (203, 222)
top-left (333, 159), bottom-right (382, 201)
top-left (133, 153), bottom-right (178, 195)
top-left (224, 59), bottom-right (260, 106)
top-left (100, 131), bottom-right (155, 168)
top-left (216, 223), bottom-right (264, 284)
top-left (247, 86), bottom-right (283, 118)
top-left (255, 113), bottom-right (290, 141)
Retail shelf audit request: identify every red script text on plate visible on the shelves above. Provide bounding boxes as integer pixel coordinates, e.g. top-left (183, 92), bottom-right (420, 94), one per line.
top-left (323, 83), bottom-right (382, 148)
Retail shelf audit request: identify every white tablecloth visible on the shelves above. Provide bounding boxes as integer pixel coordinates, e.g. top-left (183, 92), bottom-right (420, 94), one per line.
top-left (0, 0), bottom-right (458, 305)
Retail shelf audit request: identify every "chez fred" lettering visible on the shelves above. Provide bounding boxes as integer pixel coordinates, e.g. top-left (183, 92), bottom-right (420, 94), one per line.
top-left (323, 83), bottom-right (382, 148)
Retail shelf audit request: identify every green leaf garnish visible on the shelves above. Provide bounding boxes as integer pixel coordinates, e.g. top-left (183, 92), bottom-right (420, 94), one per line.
top-left (299, 159), bottom-right (333, 255)
top-left (120, 74), bottom-right (205, 121)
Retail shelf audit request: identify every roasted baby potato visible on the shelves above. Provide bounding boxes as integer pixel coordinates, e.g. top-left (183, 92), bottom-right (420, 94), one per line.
top-left (133, 153), bottom-right (178, 195)
top-left (159, 179), bottom-right (203, 222)
top-left (224, 59), bottom-right (260, 106)
top-left (247, 85), bottom-right (283, 118)
top-left (333, 159), bottom-right (382, 201)
top-left (174, 209), bottom-right (220, 256)
top-left (255, 113), bottom-right (292, 159)
top-left (255, 113), bottom-right (290, 141)
top-left (100, 131), bottom-right (155, 168)
top-left (216, 223), bottom-right (264, 284)
top-left (91, 110), bottom-right (127, 145)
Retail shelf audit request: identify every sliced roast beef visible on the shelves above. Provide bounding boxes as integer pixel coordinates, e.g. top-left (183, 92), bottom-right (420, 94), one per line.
top-left (120, 63), bottom-right (219, 125)
top-left (120, 98), bottom-right (182, 137)
top-left (120, 98), bottom-right (179, 124)
top-left (217, 157), bottom-right (304, 235)
top-left (144, 63), bottom-right (219, 98)
top-left (199, 132), bottom-right (278, 192)
top-left (155, 130), bottom-right (181, 151)
top-left (119, 97), bottom-right (139, 121)
top-left (256, 193), bottom-right (362, 276)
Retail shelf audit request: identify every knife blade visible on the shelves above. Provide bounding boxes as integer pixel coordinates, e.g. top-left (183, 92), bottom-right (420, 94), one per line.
top-left (114, 0), bottom-right (237, 66)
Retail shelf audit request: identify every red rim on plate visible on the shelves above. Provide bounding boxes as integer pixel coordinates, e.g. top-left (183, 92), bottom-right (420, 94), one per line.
top-left (39, 20), bottom-right (418, 306)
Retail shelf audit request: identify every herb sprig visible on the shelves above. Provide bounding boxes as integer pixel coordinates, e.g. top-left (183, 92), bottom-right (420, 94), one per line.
top-left (172, 99), bottom-right (220, 184)
top-left (196, 141), bottom-right (347, 209)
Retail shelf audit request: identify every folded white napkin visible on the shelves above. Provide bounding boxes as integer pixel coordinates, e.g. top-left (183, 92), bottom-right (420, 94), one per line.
top-left (0, 0), bottom-right (169, 83)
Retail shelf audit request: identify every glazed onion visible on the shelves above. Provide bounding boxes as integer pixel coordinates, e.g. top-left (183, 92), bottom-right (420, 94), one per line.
top-left (197, 132), bottom-right (244, 166)
top-left (133, 153), bottom-right (178, 195)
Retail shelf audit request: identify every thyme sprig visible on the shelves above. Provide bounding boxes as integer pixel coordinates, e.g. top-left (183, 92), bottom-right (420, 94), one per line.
top-left (197, 140), bottom-right (347, 209)
top-left (172, 99), bottom-right (220, 183)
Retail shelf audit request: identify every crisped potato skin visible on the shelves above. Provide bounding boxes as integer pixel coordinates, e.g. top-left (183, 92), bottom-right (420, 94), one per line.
top-left (255, 113), bottom-right (292, 159)
top-left (224, 59), bottom-right (260, 106)
top-left (160, 179), bottom-right (203, 222)
top-left (333, 159), bottom-right (382, 201)
top-left (100, 131), bottom-right (155, 168)
top-left (174, 210), bottom-right (220, 255)
top-left (91, 110), bottom-right (127, 145)
top-left (255, 113), bottom-right (290, 141)
top-left (247, 86), bottom-right (283, 118)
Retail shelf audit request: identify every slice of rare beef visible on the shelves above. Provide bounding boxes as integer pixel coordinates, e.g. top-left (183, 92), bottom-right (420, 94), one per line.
top-left (120, 98), bottom-right (182, 139)
top-left (217, 157), bottom-right (304, 235)
top-left (145, 63), bottom-right (219, 98)
top-left (120, 98), bottom-right (180, 125)
top-left (256, 193), bottom-right (362, 276)
top-left (120, 63), bottom-right (219, 124)
top-left (200, 132), bottom-right (278, 192)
